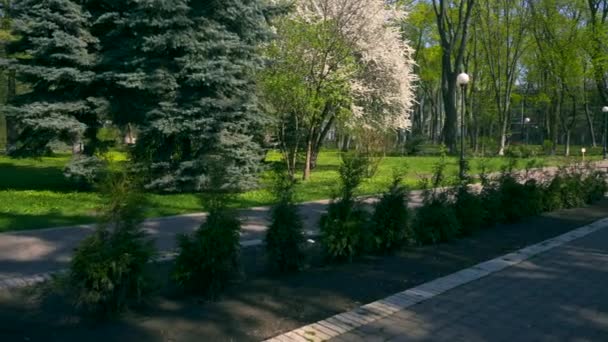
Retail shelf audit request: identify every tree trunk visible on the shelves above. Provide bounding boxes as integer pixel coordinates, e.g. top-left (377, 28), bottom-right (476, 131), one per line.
top-left (584, 101), bottom-right (597, 147)
top-left (551, 96), bottom-right (560, 155)
top-left (565, 130), bottom-right (570, 156)
top-left (341, 134), bottom-right (350, 152)
top-left (303, 137), bottom-right (313, 181)
top-left (441, 71), bottom-right (458, 153)
top-left (497, 103), bottom-right (511, 156)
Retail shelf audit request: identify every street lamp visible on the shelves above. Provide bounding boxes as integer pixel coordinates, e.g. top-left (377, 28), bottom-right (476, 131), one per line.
top-left (603, 106), bottom-right (608, 160)
top-left (581, 147), bottom-right (586, 163)
top-left (524, 117), bottom-right (531, 145)
top-left (457, 72), bottom-right (470, 180)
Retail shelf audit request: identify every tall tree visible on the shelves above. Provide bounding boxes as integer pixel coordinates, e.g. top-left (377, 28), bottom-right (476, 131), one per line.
top-left (260, 0), bottom-right (416, 180)
top-left (432, 0), bottom-right (475, 153)
top-left (584, 0), bottom-right (608, 104)
top-left (4, 0), bottom-right (102, 156)
top-left (84, 0), bottom-right (272, 192)
top-left (476, 0), bottom-right (528, 155)
top-left (529, 0), bottom-right (585, 155)
top-left (0, 0), bottom-right (14, 150)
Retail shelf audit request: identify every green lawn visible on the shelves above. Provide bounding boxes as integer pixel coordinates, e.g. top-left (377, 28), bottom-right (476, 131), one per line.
top-left (0, 151), bottom-right (595, 232)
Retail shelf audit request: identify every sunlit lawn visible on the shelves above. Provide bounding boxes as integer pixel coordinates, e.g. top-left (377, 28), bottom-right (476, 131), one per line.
top-left (0, 150), bottom-right (596, 232)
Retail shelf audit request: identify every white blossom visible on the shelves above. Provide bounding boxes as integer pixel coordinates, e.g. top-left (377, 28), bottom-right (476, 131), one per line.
top-left (295, 0), bottom-right (417, 130)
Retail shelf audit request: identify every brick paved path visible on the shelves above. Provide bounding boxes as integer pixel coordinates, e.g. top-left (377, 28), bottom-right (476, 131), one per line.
top-left (327, 221), bottom-right (608, 342)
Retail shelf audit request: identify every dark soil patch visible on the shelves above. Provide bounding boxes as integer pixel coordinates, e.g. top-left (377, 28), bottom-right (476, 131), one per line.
top-left (1, 200), bottom-right (607, 342)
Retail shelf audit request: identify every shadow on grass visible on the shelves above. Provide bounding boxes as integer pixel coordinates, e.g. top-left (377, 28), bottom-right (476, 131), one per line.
top-left (0, 211), bottom-right (94, 233)
top-left (0, 163), bottom-right (78, 192)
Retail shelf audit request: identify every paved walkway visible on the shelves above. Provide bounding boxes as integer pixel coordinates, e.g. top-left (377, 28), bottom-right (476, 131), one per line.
top-left (269, 218), bottom-right (608, 342)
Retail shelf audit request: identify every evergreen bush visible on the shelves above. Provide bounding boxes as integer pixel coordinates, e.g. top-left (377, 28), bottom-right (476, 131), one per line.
top-left (583, 169), bottom-right (608, 204)
top-left (453, 184), bottom-right (485, 235)
top-left (6, 0), bottom-right (104, 157)
top-left (67, 172), bottom-right (155, 316)
top-left (320, 152), bottom-right (370, 261)
top-left (370, 174), bottom-right (411, 253)
top-left (265, 168), bottom-right (305, 273)
top-left (413, 193), bottom-right (460, 244)
top-left (477, 161), bottom-right (505, 226)
top-left (497, 173), bottom-right (531, 223)
top-left (64, 155), bottom-right (107, 189)
top-left (412, 156), bottom-right (460, 244)
top-left (173, 199), bottom-right (241, 298)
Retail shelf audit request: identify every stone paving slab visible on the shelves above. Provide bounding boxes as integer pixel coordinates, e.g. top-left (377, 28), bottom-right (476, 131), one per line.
top-left (266, 217), bottom-right (608, 342)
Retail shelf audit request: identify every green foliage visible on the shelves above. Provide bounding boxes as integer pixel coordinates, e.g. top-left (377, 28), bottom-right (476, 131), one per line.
top-left (82, 0), bottom-right (272, 192)
top-left (404, 134), bottom-right (427, 155)
top-left (338, 152), bottom-right (370, 199)
top-left (542, 140), bottom-right (554, 155)
top-left (505, 145), bottom-right (540, 158)
top-left (553, 167), bottom-right (586, 209)
top-left (453, 185), bottom-right (485, 235)
top-left (0, 152), bottom-right (597, 233)
top-left (478, 160), bottom-right (544, 224)
top-left (265, 168), bottom-right (305, 273)
top-left (544, 165), bottom-right (607, 211)
top-left (320, 152), bottom-right (370, 261)
top-left (496, 173), bottom-right (533, 222)
top-left (63, 155), bottom-right (107, 190)
top-left (67, 172), bottom-right (155, 316)
top-left (412, 193), bottom-right (460, 245)
top-left (5, 0), bottom-right (104, 157)
top-left (173, 200), bottom-right (241, 298)
top-left (257, 15), bottom-right (357, 176)
top-left (370, 174), bottom-right (411, 253)
top-left (320, 197), bottom-right (369, 261)
top-left (412, 157), bottom-right (460, 244)
top-left (523, 179), bottom-right (546, 216)
top-left (479, 183), bottom-right (505, 226)
top-left (582, 170), bottom-right (608, 204)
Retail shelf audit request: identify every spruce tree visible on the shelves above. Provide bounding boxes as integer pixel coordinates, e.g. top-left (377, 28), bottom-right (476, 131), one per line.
top-left (138, 0), bottom-right (271, 192)
top-left (5, 0), bottom-right (103, 156)
top-left (84, 0), bottom-right (271, 192)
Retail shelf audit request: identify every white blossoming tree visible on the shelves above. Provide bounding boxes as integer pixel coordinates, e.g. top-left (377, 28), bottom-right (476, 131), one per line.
top-left (259, 0), bottom-right (417, 179)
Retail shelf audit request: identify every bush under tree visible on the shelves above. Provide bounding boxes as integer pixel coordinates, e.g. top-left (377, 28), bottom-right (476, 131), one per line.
top-left (67, 172), bottom-right (155, 316)
top-left (412, 156), bottom-right (460, 244)
top-left (320, 152), bottom-right (370, 261)
top-left (452, 184), bottom-right (485, 235)
top-left (370, 174), bottom-right (411, 253)
top-left (173, 198), bottom-right (241, 298)
top-left (265, 167), bottom-right (305, 273)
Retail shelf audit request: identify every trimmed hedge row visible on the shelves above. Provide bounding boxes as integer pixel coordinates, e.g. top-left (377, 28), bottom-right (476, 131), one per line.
top-left (62, 157), bottom-right (606, 316)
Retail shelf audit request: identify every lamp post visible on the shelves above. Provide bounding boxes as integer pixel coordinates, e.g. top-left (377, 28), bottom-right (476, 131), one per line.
top-left (524, 117), bottom-right (531, 145)
top-left (603, 106), bottom-right (608, 160)
top-left (581, 148), bottom-right (586, 163)
top-left (457, 72), bottom-right (470, 180)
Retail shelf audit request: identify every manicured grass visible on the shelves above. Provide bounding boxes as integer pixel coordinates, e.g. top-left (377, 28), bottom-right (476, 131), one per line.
top-left (0, 151), bottom-right (596, 232)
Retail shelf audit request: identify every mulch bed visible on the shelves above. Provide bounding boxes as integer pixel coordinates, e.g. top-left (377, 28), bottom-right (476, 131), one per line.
top-left (1, 200), bottom-right (607, 342)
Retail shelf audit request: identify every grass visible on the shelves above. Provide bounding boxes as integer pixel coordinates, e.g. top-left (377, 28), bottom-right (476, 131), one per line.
top-left (0, 150), bottom-right (597, 232)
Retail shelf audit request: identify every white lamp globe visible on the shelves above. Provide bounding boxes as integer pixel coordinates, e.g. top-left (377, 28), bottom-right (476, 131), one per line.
top-left (581, 148), bottom-right (586, 154)
top-left (603, 106), bottom-right (608, 113)
top-left (457, 73), bottom-right (470, 87)
top-left (524, 117), bottom-right (531, 123)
